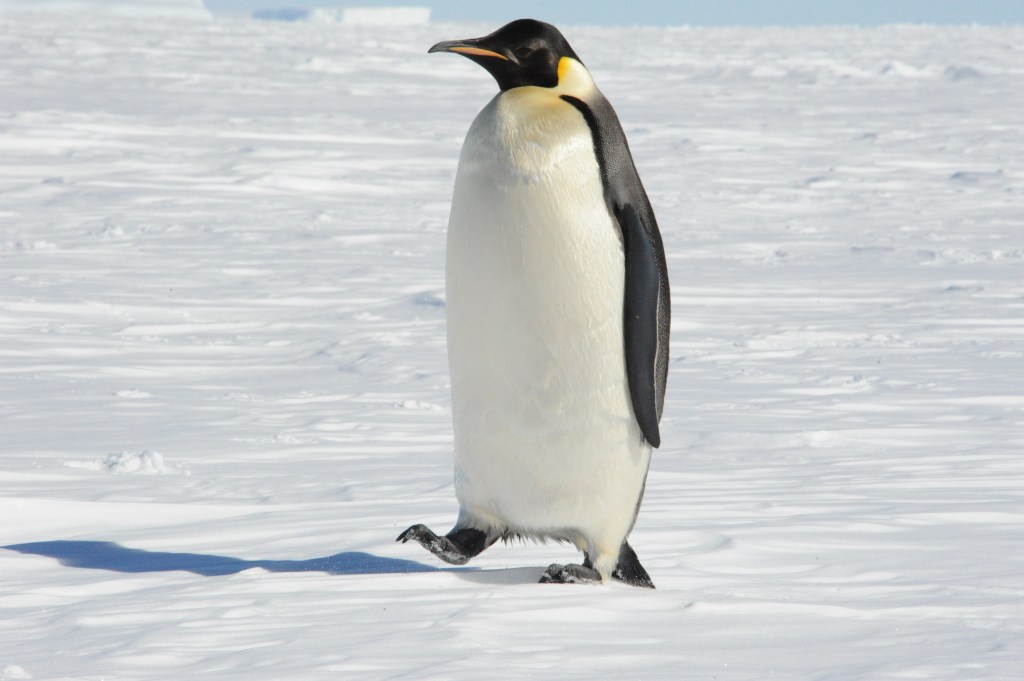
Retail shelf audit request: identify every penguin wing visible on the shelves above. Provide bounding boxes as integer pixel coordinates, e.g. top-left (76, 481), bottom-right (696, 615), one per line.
top-left (560, 92), bottom-right (671, 448)
top-left (618, 202), bottom-right (667, 448)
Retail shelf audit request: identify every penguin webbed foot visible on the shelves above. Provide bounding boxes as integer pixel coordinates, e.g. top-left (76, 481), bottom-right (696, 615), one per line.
top-left (539, 541), bottom-right (656, 588)
top-left (539, 562), bottom-right (603, 585)
top-left (612, 540), bottom-right (656, 589)
top-left (395, 524), bottom-right (489, 566)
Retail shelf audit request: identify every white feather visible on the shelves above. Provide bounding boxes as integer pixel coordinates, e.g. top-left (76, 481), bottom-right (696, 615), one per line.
top-left (445, 59), bottom-right (651, 580)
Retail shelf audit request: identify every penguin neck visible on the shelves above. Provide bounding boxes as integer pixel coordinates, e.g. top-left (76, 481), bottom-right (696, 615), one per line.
top-left (498, 57), bottom-right (599, 110)
top-left (553, 57), bottom-right (597, 99)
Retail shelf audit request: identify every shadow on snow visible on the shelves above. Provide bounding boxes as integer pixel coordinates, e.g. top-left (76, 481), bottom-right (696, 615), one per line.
top-left (3, 540), bottom-right (439, 577)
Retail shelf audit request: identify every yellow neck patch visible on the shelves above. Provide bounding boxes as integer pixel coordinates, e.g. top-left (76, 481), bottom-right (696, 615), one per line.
top-left (557, 56), bottom-right (572, 82)
top-left (500, 55), bottom-right (596, 116)
top-left (554, 56), bottom-right (596, 97)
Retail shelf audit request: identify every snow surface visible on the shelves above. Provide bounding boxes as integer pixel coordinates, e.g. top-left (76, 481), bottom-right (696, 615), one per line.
top-left (0, 0), bottom-right (211, 19)
top-left (254, 7), bottom-right (432, 25)
top-left (1, 10), bottom-right (1023, 680)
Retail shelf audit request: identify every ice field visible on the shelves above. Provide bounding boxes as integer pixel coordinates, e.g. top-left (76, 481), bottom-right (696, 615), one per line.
top-left (1, 8), bottom-right (1023, 680)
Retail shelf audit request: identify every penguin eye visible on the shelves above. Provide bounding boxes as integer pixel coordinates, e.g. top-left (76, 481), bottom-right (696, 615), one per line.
top-left (513, 46), bottom-right (535, 60)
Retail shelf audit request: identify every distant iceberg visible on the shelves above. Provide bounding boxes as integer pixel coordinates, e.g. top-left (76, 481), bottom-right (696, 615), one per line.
top-left (0, 0), bottom-right (211, 19)
top-left (254, 6), bottom-right (431, 25)
top-left (252, 7), bottom-right (309, 21)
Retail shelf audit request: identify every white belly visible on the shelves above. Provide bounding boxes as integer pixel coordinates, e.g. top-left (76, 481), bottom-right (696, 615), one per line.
top-left (445, 90), bottom-right (650, 559)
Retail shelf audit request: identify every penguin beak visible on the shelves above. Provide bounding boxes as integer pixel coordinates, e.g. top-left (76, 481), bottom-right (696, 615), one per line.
top-left (428, 39), bottom-right (510, 61)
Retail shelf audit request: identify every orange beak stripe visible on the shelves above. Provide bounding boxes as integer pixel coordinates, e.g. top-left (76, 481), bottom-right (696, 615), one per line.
top-left (448, 46), bottom-right (510, 61)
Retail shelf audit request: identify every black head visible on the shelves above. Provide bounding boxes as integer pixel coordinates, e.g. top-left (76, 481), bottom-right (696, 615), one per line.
top-left (428, 19), bottom-right (581, 91)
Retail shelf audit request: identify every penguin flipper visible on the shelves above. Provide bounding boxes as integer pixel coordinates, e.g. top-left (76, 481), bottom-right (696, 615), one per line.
top-left (396, 524), bottom-right (490, 565)
top-left (618, 202), bottom-right (663, 448)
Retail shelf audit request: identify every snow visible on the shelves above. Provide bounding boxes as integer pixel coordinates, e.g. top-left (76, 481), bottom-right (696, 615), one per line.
top-left (254, 7), bottom-right (432, 25)
top-left (324, 7), bottom-right (431, 26)
top-left (0, 0), bottom-right (211, 19)
top-left (1, 10), bottom-right (1023, 680)
top-left (63, 450), bottom-right (174, 474)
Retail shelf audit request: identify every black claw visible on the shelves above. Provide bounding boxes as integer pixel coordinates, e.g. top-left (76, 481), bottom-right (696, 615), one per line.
top-left (539, 562), bottom-right (603, 585)
top-left (395, 524), bottom-right (490, 566)
top-left (396, 523), bottom-right (434, 544)
top-left (538, 563), bottom-right (566, 584)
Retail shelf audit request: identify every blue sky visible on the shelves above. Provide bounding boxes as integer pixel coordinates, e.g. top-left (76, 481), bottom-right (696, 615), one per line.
top-left (205, 0), bottom-right (1024, 26)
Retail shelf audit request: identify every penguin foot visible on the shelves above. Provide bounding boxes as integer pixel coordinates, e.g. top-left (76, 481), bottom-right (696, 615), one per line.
top-left (539, 562), bottom-right (603, 585)
top-left (612, 540), bottom-right (656, 589)
top-left (396, 524), bottom-right (490, 566)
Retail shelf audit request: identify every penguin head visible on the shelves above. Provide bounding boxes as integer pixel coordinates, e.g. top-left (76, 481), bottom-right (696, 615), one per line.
top-left (428, 19), bottom-right (582, 92)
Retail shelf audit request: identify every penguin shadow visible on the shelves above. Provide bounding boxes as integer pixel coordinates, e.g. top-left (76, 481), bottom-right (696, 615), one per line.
top-left (3, 540), bottom-right (440, 577)
top-left (4, 541), bottom-right (557, 585)
top-left (454, 565), bottom-right (546, 585)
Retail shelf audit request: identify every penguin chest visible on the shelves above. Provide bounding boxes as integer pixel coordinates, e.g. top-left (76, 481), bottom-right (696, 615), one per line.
top-left (445, 92), bottom-right (646, 533)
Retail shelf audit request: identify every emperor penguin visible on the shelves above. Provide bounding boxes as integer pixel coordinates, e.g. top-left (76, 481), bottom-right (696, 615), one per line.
top-left (397, 19), bottom-right (670, 588)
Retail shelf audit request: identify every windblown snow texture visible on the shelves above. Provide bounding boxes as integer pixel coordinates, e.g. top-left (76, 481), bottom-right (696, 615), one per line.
top-left (1, 11), bottom-right (1022, 680)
